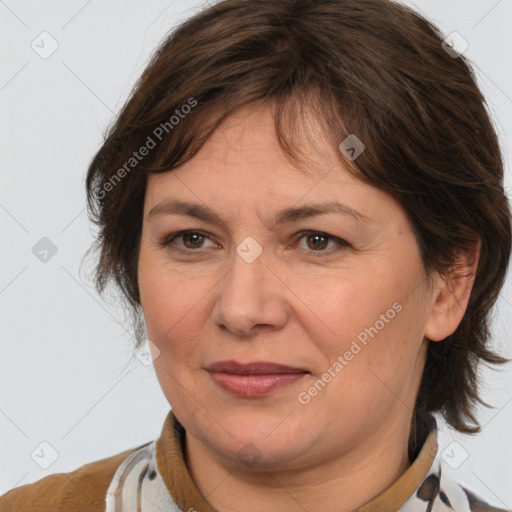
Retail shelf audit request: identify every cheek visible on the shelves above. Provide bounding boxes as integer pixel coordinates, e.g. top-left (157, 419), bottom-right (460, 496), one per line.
top-left (292, 270), bottom-right (405, 351)
top-left (300, 267), bottom-right (427, 393)
top-left (138, 246), bottom-right (208, 338)
top-left (327, 295), bottom-right (427, 411)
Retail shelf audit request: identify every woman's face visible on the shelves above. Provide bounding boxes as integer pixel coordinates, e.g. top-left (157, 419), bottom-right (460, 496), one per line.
top-left (138, 102), bottom-right (440, 470)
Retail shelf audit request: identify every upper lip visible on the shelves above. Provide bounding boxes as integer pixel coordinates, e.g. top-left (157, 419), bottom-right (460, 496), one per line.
top-left (205, 360), bottom-right (308, 375)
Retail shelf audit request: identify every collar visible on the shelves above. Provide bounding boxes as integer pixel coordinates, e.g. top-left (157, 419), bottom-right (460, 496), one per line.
top-left (155, 409), bottom-right (439, 512)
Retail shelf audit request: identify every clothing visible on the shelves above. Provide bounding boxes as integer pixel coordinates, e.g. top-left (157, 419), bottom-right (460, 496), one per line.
top-left (0, 409), bottom-right (508, 512)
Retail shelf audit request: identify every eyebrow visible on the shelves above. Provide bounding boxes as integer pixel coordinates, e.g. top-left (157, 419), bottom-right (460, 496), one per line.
top-left (147, 199), bottom-right (372, 230)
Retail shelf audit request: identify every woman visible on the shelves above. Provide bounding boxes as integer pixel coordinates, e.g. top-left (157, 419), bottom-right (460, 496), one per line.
top-left (1, 0), bottom-right (510, 510)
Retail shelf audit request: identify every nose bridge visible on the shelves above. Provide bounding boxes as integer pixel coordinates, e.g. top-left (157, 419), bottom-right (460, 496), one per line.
top-left (213, 236), bottom-right (287, 335)
top-left (223, 238), bottom-right (269, 306)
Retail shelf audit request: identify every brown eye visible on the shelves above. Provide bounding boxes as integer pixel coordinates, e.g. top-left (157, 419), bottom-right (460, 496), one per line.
top-left (305, 233), bottom-right (329, 251)
top-left (182, 231), bottom-right (206, 249)
top-left (295, 231), bottom-right (349, 256)
top-left (160, 230), bottom-right (215, 251)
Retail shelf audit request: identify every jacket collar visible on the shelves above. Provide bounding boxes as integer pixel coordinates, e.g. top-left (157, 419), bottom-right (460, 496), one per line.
top-left (155, 409), bottom-right (439, 512)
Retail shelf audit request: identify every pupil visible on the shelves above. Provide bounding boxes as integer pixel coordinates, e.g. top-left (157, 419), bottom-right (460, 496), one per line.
top-left (309, 234), bottom-right (327, 250)
top-left (185, 233), bottom-right (203, 248)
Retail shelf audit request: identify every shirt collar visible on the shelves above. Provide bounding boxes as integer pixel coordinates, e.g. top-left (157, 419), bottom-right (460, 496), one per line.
top-left (155, 409), bottom-right (438, 512)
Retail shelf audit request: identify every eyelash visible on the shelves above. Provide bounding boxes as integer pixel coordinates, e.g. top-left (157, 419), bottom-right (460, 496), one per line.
top-left (159, 230), bottom-right (350, 257)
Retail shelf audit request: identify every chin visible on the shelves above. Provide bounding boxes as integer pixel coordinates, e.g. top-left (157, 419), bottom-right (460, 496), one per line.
top-left (198, 413), bottom-right (321, 470)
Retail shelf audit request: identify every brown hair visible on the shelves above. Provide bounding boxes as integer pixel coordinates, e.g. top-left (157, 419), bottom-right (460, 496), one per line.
top-left (85, 0), bottom-right (511, 434)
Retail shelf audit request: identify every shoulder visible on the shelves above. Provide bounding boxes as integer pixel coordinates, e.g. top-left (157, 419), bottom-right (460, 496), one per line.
top-left (425, 470), bottom-right (511, 512)
top-left (0, 441), bottom-right (152, 512)
top-left (404, 439), bottom-right (510, 512)
top-left (462, 487), bottom-right (511, 512)
top-left (436, 463), bottom-right (510, 512)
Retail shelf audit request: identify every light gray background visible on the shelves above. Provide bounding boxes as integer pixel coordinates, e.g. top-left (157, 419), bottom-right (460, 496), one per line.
top-left (1, 0), bottom-right (511, 507)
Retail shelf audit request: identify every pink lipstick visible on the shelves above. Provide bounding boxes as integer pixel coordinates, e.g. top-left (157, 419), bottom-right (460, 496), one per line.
top-left (205, 360), bottom-right (308, 398)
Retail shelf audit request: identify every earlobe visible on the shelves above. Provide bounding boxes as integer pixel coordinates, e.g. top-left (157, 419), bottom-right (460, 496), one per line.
top-left (424, 237), bottom-right (481, 342)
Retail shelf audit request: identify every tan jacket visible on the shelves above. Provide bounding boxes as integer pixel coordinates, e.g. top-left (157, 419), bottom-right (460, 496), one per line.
top-left (0, 409), bottom-right (509, 511)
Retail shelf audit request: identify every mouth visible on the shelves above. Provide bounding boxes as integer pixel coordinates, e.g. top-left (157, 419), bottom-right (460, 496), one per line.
top-left (205, 360), bottom-right (309, 398)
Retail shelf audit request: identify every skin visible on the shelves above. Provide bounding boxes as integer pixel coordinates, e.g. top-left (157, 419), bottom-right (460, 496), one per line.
top-left (137, 102), bottom-right (479, 512)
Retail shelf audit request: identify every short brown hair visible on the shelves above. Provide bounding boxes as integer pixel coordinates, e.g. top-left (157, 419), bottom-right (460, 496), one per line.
top-left (85, 0), bottom-right (511, 434)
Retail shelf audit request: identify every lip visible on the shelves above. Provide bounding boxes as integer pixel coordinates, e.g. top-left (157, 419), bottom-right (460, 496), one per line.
top-left (205, 360), bottom-right (307, 375)
top-left (205, 360), bottom-right (309, 398)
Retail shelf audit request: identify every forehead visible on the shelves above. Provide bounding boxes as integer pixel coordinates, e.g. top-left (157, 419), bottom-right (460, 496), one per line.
top-left (143, 101), bottom-right (406, 233)
top-left (160, 101), bottom-right (353, 185)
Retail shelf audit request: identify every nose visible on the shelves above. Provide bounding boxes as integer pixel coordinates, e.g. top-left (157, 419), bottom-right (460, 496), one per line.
top-left (212, 243), bottom-right (289, 337)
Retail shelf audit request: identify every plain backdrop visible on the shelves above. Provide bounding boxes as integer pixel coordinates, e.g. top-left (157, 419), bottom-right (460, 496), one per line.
top-left (1, 0), bottom-right (511, 507)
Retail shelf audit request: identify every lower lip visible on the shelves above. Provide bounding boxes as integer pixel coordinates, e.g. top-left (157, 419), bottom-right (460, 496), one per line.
top-left (208, 372), bottom-right (307, 397)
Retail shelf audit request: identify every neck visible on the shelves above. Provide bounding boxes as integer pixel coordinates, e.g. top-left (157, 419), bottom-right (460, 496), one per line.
top-left (184, 414), bottom-right (413, 512)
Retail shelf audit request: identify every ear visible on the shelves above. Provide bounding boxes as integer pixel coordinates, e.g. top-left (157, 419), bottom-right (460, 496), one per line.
top-left (424, 237), bottom-right (481, 342)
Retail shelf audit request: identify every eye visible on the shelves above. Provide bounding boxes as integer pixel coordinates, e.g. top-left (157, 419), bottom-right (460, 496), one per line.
top-left (294, 231), bottom-right (350, 256)
top-left (160, 230), bottom-right (216, 251)
top-left (159, 229), bottom-right (350, 256)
